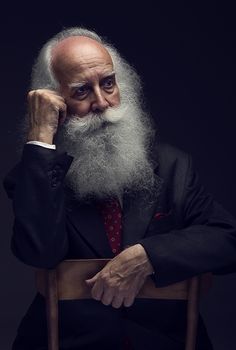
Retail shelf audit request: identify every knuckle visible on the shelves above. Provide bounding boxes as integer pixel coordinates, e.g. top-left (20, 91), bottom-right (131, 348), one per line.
top-left (40, 91), bottom-right (51, 101)
top-left (124, 299), bottom-right (134, 307)
top-left (118, 286), bottom-right (128, 294)
top-left (100, 273), bottom-right (109, 284)
top-left (102, 299), bottom-right (110, 306)
top-left (112, 300), bottom-right (123, 308)
top-left (61, 103), bottom-right (67, 111)
top-left (27, 90), bottom-right (35, 100)
top-left (34, 89), bottom-right (54, 101)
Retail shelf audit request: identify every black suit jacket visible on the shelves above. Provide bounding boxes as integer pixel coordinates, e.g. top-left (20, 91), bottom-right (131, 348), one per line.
top-left (4, 142), bottom-right (236, 350)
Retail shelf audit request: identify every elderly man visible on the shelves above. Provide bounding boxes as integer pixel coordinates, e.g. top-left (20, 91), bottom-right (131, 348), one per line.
top-left (4, 27), bottom-right (236, 350)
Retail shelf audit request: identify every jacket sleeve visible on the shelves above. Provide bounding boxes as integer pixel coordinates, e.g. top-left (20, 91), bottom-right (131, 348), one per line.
top-left (3, 144), bottom-right (73, 268)
top-left (139, 154), bottom-right (236, 287)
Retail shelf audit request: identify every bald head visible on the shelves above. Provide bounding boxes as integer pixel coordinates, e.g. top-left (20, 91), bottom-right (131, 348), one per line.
top-left (51, 36), bottom-right (114, 83)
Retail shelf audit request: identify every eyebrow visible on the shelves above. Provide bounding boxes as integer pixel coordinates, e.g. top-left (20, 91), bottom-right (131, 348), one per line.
top-left (68, 71), bottom-right (116, 89)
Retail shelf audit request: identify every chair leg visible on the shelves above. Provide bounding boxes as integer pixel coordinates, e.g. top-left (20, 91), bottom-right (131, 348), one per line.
top-left (185, 276), bottom-right (200, 350)
top-left (46, 269), bottom-right (59, 350)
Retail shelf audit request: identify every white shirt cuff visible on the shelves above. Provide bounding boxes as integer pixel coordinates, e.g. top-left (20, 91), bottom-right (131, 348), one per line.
top-left (26, 141), bottom-right (56, 150)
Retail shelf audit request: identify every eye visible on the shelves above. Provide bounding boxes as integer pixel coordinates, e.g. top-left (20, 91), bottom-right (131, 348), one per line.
top-left (73, 85), bottom-right (90, 99)
top-left (102, 76), bottom-right (115, 90)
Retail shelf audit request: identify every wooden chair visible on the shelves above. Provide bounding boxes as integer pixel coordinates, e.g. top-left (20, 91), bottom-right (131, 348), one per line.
top-left (36, 259), bottom-right (212, 350)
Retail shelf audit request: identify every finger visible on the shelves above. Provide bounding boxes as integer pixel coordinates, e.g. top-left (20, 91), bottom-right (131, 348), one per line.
top-left (101, 289), bottom-right (114, 306)
top-left (123, 294), bottom-right (135, 307)
top-left (85, 279), bottom-right (95, 286)
top-left (42, 89), bottom-right (62, 97)
top-left (51, 95), bottom-right (66, 104)
top-left (44, 89), bottom-right (58, 95)
top-left (28, 90), bottom-right (36, 118)
top-left (85, 272), bottom-right (99, 284)
top-left (90, 279), bottom-right (104, 301)
top-left (111, 295), bottom-right (124, 309)
top-left (122, 276), bottom-right (143, 307)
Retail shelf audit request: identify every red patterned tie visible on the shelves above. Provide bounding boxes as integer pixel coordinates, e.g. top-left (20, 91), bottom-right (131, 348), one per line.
top-left (98, 197), bottom-right (133, 349)
top-left (98, 197), bottom-right (122, 255)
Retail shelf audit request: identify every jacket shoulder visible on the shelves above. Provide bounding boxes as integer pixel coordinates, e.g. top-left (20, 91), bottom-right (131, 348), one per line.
top-left (154, 142), bottom-right (190, 175)
top-left (153, 143), bottom-right (193, 214)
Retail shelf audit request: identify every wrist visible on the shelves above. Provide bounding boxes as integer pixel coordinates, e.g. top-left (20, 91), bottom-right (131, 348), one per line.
top-left (134, 244), bottom-right (154, 276)
top-left (27, 128), bottom-right (54, 144)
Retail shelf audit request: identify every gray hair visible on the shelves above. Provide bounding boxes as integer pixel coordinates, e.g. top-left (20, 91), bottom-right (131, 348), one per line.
top-left (31, 27), bottom-right (144, 107)
top-left (21, 27), bottom-right (159, 199)
top-left (18, 27), bottom-right (155, 157)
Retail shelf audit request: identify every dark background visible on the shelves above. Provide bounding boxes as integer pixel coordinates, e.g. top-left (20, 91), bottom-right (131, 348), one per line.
top-left (1, 2), bottom-right (236, 349)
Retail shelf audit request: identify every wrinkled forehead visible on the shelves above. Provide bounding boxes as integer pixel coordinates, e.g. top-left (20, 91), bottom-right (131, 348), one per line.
top-left (51, 36), bottom-right (114, 76)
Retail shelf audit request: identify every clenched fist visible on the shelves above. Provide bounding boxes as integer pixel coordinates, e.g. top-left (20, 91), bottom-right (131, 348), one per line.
top-left (27, 89), bottom-right (67, 144)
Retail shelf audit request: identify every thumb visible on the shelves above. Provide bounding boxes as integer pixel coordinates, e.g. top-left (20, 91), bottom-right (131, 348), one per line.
top-left (85, 274), bottom-right (98, 285)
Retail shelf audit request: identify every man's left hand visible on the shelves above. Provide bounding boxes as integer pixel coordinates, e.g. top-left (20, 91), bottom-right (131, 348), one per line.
top-left (85, 244), bottom-right (154, 308)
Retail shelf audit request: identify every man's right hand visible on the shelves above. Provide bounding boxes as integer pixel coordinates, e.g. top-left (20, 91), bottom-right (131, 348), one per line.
top-left (27, 89), bottom-right (67, 144)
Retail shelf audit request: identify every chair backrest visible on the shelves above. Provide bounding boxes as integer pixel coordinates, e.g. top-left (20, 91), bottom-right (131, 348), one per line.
top-left (35, 259), bottom-right (212, 350)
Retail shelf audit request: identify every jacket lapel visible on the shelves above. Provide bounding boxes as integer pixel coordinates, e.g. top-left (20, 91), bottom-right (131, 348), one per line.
top-left (67, 199), bottom-right (114, 258)
top-left (65, 171), bottom-right (164, 256)
top-left (122, 174), bottom-right (163, 248)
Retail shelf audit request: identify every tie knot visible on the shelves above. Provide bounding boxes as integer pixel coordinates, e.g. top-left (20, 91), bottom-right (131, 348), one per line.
top-left (98, 197), bottom-right (120, 212)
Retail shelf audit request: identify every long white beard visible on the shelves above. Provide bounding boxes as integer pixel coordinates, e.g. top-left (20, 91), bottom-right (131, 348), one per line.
top-left (56, 102), bottom-right (156, 201)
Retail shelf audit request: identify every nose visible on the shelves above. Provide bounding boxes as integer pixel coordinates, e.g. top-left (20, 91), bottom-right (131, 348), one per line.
top-left (91, 88), bottom-right (109, 113)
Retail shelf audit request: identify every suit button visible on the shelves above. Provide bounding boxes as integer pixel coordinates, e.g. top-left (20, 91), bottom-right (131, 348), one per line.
top-left (51, 178), bottom-right (58, 187)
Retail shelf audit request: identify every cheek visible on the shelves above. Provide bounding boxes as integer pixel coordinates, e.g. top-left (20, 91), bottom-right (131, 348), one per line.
top-left (66, 100), bottom-right (91, 117)
top-left (109, 89), bottom-right (120, 107)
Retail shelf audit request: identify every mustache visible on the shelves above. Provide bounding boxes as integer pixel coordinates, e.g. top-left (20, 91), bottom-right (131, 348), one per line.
top-left (63, 104), bottom-right (128, 134)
